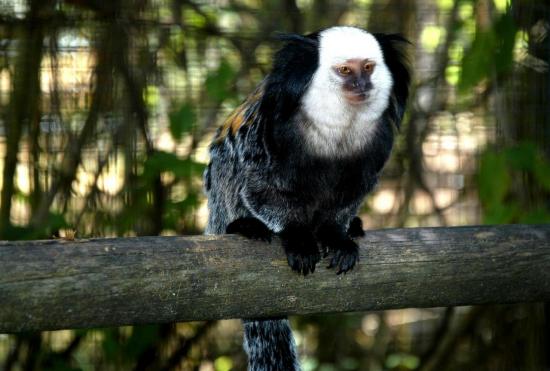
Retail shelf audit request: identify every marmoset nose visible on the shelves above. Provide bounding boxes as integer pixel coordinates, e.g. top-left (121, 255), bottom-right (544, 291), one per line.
top-left (353, 78), bottom-right (372, 92)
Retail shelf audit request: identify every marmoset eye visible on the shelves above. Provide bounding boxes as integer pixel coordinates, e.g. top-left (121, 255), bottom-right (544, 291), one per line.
top-left (338, 66), bottom-right (351, 75)
top-left (364, 62), bottom-right (375, 72)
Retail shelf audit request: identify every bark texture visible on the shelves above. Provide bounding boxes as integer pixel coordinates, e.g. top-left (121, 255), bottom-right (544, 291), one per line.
top-left (1, 224), bottom-right (549, 333)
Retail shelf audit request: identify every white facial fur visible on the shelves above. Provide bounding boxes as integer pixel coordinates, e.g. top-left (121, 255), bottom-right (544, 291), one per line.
top-left (301, 26), bottom-right (394, 157)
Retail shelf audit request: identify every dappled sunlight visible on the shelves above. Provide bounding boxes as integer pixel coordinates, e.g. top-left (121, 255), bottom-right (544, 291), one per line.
top-left (157, 130), bottom-right (177, 152)
top-left (73, 166), bottom-right (94, 197)
top-left (97, 162), bottom-right (125, 196)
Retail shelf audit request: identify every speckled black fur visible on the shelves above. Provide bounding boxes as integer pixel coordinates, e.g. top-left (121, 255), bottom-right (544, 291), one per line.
top-left (205, 28), bottom-right (410, 371)
top-left (226, 217), bottom-right (273, 242)
top-left (243, 318), bottom-right (300, 371)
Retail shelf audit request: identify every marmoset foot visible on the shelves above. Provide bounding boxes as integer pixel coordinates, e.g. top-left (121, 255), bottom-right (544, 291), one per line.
top-left (280, 225), bottom-right (320, 276)
top-left (327, 238), bottom-right (359, 274)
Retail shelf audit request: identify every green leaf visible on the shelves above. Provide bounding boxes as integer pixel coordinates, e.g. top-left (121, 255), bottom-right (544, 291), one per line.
top-left (124, 325), bottom-right (160, 359)
top-left (205, 59), bottom-right (236, 100)
top-left (534, 156), bottom-right (550, 191)
top-left (504, 142), bottom-right (537, 171)
top-left (459, 28), bottom-right (495, 92)
top-left (477, 150), bottom-right (510, 207)
top-left (46, 211), bottom-right (68, 231)
top-left (484, 202), bottom-right (519, 224)
top-left (214, 356), bottom-right (233, 371)
top-left (169, 103), bottom-right (196, 140)
top-left (1, 225), bottom-right (41, 240)
top-left (493, 11), bottom-right (517, 74)
top-left (459, 11), bottom-right (517, 92)
top-left (101, 329), bottom-right (121, 361)
top-left (519, 207), bottom-right (550, 224)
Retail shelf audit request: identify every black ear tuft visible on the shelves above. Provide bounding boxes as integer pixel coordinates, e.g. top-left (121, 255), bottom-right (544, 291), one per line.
top-left (260, 32), bottom-right (320, 125)
top-left (275, 32), bottom-right (319, 48)
top-left (373, 33), bottom-right (411, 129)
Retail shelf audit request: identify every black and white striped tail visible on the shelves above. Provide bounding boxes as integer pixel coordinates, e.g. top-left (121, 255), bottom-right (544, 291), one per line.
top-left (243, 318), bottom-right (301, 371)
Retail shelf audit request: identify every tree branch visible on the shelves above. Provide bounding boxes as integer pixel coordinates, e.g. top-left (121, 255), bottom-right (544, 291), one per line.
top-left (0, 224), bottom-right (549, 333)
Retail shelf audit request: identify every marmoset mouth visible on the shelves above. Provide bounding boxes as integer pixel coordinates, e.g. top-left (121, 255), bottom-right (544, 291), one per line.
top-left (344, 92), bottom-right (369, 104)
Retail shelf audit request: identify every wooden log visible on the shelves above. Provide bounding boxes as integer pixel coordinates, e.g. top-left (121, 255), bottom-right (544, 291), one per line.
top-left (1, 224), bottom-right (549, 333)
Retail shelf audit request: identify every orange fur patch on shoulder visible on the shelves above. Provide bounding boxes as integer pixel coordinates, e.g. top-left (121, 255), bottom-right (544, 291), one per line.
top-left (215, 86), bottom-right (263, 142)
top-left (222, 104), bottom-right (247, 136)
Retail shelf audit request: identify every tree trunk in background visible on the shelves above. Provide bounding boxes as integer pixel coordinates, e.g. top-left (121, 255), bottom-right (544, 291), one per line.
top-left (308, 0), bottom-right (352, 30)
top-left (282, 0), bottom-right (302, 34)
top-left (497, 1), bottom-right (550, 369)
top-left (367, 0), bottom-right (415, 36)
top-left (0, 0), bottom-right (55, 237)
top-left (502, 1), bottom-right (550, 153)
top-left (29, 12), bottom-right (117, 232)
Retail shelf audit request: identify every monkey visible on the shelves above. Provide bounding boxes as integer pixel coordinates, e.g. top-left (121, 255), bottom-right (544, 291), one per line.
top-left (204, 26), bottom-right (410, 371)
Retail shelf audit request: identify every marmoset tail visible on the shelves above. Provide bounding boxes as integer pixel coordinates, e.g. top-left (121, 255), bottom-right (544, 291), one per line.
top-left (205, 26), bottom-right (410, 371)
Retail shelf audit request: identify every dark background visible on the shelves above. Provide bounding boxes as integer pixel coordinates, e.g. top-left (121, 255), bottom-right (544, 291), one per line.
top-left (0, 0), bottom-right (549, 370)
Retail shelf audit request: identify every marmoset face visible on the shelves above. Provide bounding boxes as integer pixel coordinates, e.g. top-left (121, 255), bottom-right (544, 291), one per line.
top-left (332, 58), bottom-right (376, 104)
top-left (318, 27), bottom-right (393, 109)
top-left (302, 27), bottom-right (394, 124)
top-left (298, 27), bottom-right (398, 156)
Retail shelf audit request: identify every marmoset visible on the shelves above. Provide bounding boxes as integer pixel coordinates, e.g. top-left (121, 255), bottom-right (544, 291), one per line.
top-left (205, 26), bottom-right (410, 371)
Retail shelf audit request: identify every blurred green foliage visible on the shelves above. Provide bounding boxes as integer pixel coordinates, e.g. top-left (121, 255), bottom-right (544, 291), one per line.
top-left (459, 11), bottom-right (517, 92)
top-left (478, 142), bottom-right (550, 224)
top-left (169, 104), bottom-right (196, 141)
top-left (205, 59), bottom-right (238, 101)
